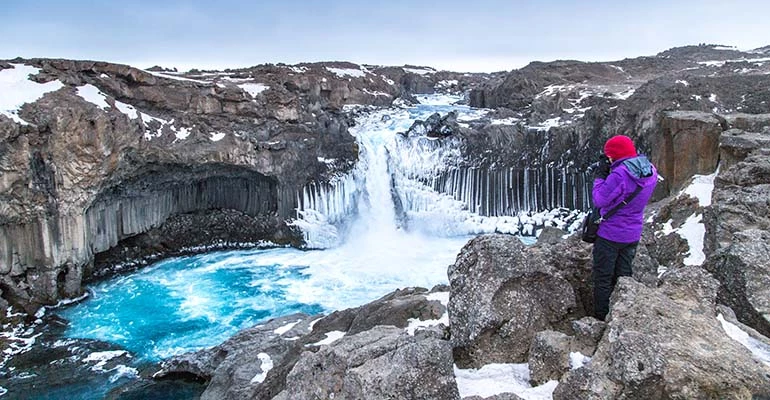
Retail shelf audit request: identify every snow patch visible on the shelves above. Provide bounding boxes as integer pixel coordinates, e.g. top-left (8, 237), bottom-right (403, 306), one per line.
top-left (681, 213), bottom-right (706, 266)
top-left (114, 100), bottom-right (139, 120)
top-left (675, 80), bottom-right (690, 87)
top-left (454, 363), bottom-right (559, 400)
top-left (405, 291), bottom-right (450, 336)
top-left (145, 70), bottom-right (210, 84)
top-left (171, 126), bottom-right (192, 140)
top-left (210, 132), bottom-right (226, 142)
top-left (403, 67), bottom-right (436, 75)
top-left (0, 63), bottom-right (64, 125)
top-left (569, 352), bottom-right (591, 369)
top-left (615, 88), bottom-right (636, 100)
top-left (82, 350), bottom-right (129, 372)
top-left (682, 171), bottom-right (717, 207)
top-left (709, 93), bottom-right (718, 102)
top-left (250, 353), bottom-right (274, 383)
top-left (326, 67), bottom-right (366, 78)
top-left (239, 83), bottom-right (269, 98)
top-left (362, 88), bottom-right (390, 97)
top-left (531, 117), bottom-right (562, 131)
top-left (718, 314), bottom-right (770, 367)
top-left (76, 84), bottom-right (109, 109)
top-left (311, 331), bottom-right (345, 346)
top-left (274, 319), bottom-right (302, 335)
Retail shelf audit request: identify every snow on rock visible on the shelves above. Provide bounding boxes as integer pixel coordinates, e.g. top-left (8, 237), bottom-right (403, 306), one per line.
top-left (288, 66), bottom-right (307, 73)
top-left (144, 70), bottom-right (210, 84)
top-left (537, 84), bottom-right (570, 98)
top-left (681, 213), bottom-right (706, 266)
top-left (614, 88), bottom-right (636, 100)
top-left (210, 132), bottom-right (226, 142)
top-left (274, 319), bottom-right (302, 335)
top-left (0, 63), bottom-right (64, 124)
top-left (139, 113), bottom-right (170, 140)
top-left (675, 80), bottom-right (690, 86)
top-left (362, 88), bottom-right (390, 97)
top-left (326, 67), bottom-right (366, 78)
top-left (311, 331), bottom-right (345, 346)
top-left (682, 171), bottom-right (717, 207)
top-left (569, 352), bottom-right (591, 370)
top-left (531, 117), bottom-right (563, 131)
top-left (76, 84), bottom-right (109, 109)
top-left (250, 353), bottom-right (274, 383)
top-left (114, 100), bottom-right (139, 120)
top-left (82, 350), bottom-right (129, 372)
top-left (239, 83), bottom-right (269, 98)
top-left (454, 363), bottom-right (559, 400)
top-left (436, 79), bottom-right (459, 89)
top-left (405, 291), bottom-right (450, 336)
top-left (171, 126), bottom-right (192, 140)
top-left (403, 67), bottom-right (436, 75)
top-left (717, 314), bottom-right (770, 367)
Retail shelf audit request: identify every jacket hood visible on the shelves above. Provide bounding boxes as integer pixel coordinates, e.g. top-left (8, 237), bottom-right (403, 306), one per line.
top-left (617, 155), bottom-right (655, 184)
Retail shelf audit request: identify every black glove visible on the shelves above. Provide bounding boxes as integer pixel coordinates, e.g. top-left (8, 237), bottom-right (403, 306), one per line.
top-left (593, 156), bottom-right (611, 179)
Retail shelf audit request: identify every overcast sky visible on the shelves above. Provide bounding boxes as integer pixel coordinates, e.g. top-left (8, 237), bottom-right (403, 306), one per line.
top-left (2, 0), bottom-right (769, 72)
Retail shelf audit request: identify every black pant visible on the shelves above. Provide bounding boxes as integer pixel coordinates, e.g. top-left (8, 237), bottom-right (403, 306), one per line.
top-left (592, 237), bottom-right (638, 321)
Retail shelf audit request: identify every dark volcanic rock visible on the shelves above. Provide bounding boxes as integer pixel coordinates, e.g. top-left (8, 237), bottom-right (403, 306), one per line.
top-left (554, 267), bottom-right (770, 399)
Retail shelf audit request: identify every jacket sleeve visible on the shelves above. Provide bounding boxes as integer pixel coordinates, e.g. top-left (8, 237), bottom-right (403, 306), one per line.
top-left (592, 170), bottom-right (626, 209)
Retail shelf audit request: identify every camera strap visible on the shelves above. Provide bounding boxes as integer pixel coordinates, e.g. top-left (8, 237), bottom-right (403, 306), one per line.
top-left (598, 184), bottom-right (644, 222)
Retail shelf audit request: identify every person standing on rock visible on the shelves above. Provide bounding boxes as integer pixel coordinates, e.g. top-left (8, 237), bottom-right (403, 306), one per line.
top-left (590, 135), bottom-right (658, 321)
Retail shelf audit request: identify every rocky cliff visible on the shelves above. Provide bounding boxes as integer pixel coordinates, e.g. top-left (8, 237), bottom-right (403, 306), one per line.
top-left (0, 58), bottom-right (494, 315)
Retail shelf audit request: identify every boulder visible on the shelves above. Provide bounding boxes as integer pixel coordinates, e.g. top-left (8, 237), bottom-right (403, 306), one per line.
top-left (272, 326), bottom-right (459, 400)
top-left (448, 234), bottom-right (591, 368)
top-left (554, 267), bottom-right (770, 399)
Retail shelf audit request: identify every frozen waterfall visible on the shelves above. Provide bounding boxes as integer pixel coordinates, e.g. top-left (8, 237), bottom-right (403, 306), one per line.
top-left (293, 96), bottom-right (590, 248)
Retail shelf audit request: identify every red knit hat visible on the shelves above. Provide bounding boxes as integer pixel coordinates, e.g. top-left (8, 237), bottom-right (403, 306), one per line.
top-left (604, 135), bottom-right (637, 160)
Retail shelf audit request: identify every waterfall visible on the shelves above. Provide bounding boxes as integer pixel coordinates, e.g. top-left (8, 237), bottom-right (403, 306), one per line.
top-left (293, 97), bottom-right (591, 247)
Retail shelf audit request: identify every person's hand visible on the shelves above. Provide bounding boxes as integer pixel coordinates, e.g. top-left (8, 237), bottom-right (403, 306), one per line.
top-left (593, 156), bottom-right (610, 179)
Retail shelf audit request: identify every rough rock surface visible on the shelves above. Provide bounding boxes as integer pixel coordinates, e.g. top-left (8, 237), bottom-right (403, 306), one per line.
top-left (527, 330), bottom-right (573, 385)
top-left (155, 286), bottom-right (452, 400)
top-left (273, 326), bottom-right (459, 400)
top-left (448, 234), bottom-right (591, 367)
top-left (554, 267), bottom-right (770, 399)
top-left (704, 129), bottom-right (770, 336)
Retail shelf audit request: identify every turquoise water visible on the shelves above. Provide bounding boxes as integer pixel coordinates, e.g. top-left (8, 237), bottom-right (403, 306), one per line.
top-left (59, 249), bottom-right (325, 361)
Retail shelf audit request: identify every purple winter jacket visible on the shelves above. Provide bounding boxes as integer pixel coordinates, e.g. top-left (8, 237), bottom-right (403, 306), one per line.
top-left (592, 155), bottom-right (658, 243)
